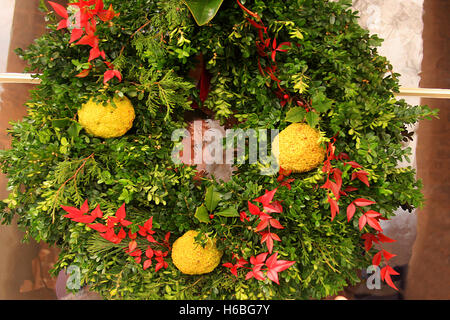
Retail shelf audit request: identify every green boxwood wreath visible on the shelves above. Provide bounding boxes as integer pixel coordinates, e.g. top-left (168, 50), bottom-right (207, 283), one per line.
top-left (0, 0), bottom-right (438, 299)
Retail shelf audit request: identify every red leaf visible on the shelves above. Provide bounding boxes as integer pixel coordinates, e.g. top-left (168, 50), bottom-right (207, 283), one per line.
top-left (69, 28), bottom-right (84, 43)
top-left (164, 232), bottom-right (171, 244)
top-left (90, 204), bottom-right (103, 218)
top-left (143, 259), bottom-right (152, 270)
top-left (57, 19), bottom-right (68, 30)
top-left (256, 219), bottom-right (269, 232)
top-left (87, 223), bottom-right (108, 233)
top-left (120, 219), bottom-right (132, 227)
top-left (367, 216), bottom-right (383, 232)
top-left (48, 1), bottom-right (69, 19)
top-left (80, 199), bottom-right (89, 214)
top-left (269, 219), bottom-right (284, 229)
top-left (359, 214), bottom-right (367, 231)
top-left (382, 249), bottom-right (396, 262)
top-left (377, 233), bottom-right (396, 243)
top-left (328, 196), bottom-right (339, 221)
top-left (75, 68), bottom-right (91, 78)
top-left (333, 168), bottom-right (343, 190)
top-left (61, 205), bottom-right (83, 218)
top-left (145, 247), bottom-right (154, 259)
top-left (89, 46), bottom-right (101, 61)
top-left (345, 161), bottom-right (363, 169)
top-left (361, 233), bottom-right (376, 251)
top-left (115, 203), bottom-right (126, 220)
top-left (253, 189), bottom-right (277, 207)
top-left (103, 70), bottom-right (116, 84)
top-left (353, 198), bottom-right (376, 207)
top-left (248, 201), bottom-right (261, 216)
top-left (71, 214), bottom-right (96, 224)
top-left (381, 265), bottom-right (399, 291)
top-left (347, 203), bottom-right (356, 222)
top-left (372, 251), bottom-right (382, 266)
top-left (117, 227), bottom-right (126, 240)
top-left (128, 240), bottom-right (137, 252)
top-left (344, 186), bottom-right (358, 192)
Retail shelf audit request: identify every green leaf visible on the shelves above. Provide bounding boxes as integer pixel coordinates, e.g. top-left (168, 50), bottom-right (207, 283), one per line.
top-left (215, 207), bottom-right (240, 218)
top-left (67, 122), bottom-right (83, 138)
top-left (204, 186), bottom-right (221, 212)
top-left (182, 0), bottom-right (225, 26)
top-left (194, 205), bottom-right (210, 223)
top-left (306, 111), bottom-right (319, 128)
top-left (285, 107), bottom-right (307, 123)
top-left (311, 92), bottom-right (333, 113)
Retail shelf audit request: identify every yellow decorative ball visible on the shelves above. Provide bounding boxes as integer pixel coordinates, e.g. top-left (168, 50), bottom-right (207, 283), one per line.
top-left (171, 230), bottom-right (223, 275)
top-left (78, 96), bottom-right (135, 138)
top-left (272, 122), bottom-right (326, 173)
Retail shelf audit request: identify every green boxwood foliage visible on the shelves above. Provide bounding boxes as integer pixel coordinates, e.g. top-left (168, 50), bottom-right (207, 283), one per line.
top-left (0, 0), bottom-right (437, 299)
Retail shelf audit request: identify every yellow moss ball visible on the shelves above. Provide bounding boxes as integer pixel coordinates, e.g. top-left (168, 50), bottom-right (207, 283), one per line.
top-left (171, 230), bottom-right (223, 275)
top-left (78, 96), bottom-right (135, 138)
top-left (272, 122), bottom-right (326, 173)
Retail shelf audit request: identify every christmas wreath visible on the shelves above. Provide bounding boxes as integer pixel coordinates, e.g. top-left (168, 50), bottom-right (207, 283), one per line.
top-left (0, 0), bottom-right (437, 299)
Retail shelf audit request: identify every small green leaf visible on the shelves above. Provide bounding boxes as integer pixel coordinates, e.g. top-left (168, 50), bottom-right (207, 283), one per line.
top-left (194, 205), bottom-right (210, 223)
top-left (182, 0), bottom-right (225, 26)
top-left (306, 111), bottom-right (319, 128)
top-left (67, 122), bottom-right (83, 138)
top-left (215, 207), bottom-right (240, 218)
top-left (205, 186), bottom-right (221, 212)
top-left (285, 107), bottom-right (307, 123)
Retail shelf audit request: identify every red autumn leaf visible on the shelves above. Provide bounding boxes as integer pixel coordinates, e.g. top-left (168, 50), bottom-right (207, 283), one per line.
top-left (103, 69), bottom-right (121, 84)
top-left (117, 227), bottom-right (126, 240)
top-left (250, 252), bottom-right (268, 267)
top-left (280, 178), bottom-right (295, 190)
top-left (253, 189), bottom-right (277, 207)
top-left (344, 186), bottom-right (358, 192)
top-left (90, 204), bottom-right (103, 218)
top-left (128, 240), bottom-right (137, 252)
top-left (377, 233), bottom-right (396, 243)
top-left (155, 257), bottom-right (168, 272)
top-left (353, 198), bottom-right (376, 207)
top-left (61, 205), bottom-right (83, 219)
top-left (351, 170), bottom-right (370, 187)
top-left (48, 1), bottom-right (69, 19)
top-left (57, 19), bottom-right (68, 30)
top-left (145, 246), bottom-right (154, 259)
top-left (146, 235), bottom-right (157, 243)
top-left (98, 4), bottom-right (120, 21)
top-left (256, 219), bottom-right (269, 232)
top-left (69, 28), bottom-right (84, 43)
top-left (248, 201), bottom-right (261, 216)
top-left (382, 249), bottom-right (396, 262)
top-left (345, 161), bottom-right (363, 169)
top-left (359, 214), bottom-right (367, 231)
top-left (260, 231), bottom-right (281, 254)
top-left (347, 202), bottom-right (356, 222)
top-left (164, 232), bottom-right (171, 244)
top-left (143, 259), bottom-right (152, 270)
top-left (265, 252), bottom-right (296, 285)
top-left (269, 218), bottom-right (284, 229)
top-left (328, 196), bottom-right (339, 221)
top-left (239, 211), bottom-right (250, 222)
top-left (71, 214), bottom-right (96, 224)
top-left (333, 168), bottom-right (343, 190)
top-left (87, 223), bottom-right (108, 233)
top-left (236, 0), bottom-right (261, 20)
top-left (329, 180), bottom-right (340, 200)
top-left (100, 228), bottom-right (121, 244)
top-left (372, 251), bottom-right (382, 266)
top-left (109, 203), bottom-right (132, 227)
top-left (361, 233), bottom-right (378, 252)
top-left (380, 265), bottom-right (400, 291)
top-left (129, 248), bottom-right (142, 257)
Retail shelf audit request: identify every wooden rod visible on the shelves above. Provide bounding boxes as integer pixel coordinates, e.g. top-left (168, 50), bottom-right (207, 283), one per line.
top-left (0, 73), bottom-right (449, 99)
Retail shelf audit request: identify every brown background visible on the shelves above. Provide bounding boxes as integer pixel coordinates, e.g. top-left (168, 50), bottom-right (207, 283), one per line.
top-left (0, 0), bottom-right (448, 299)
